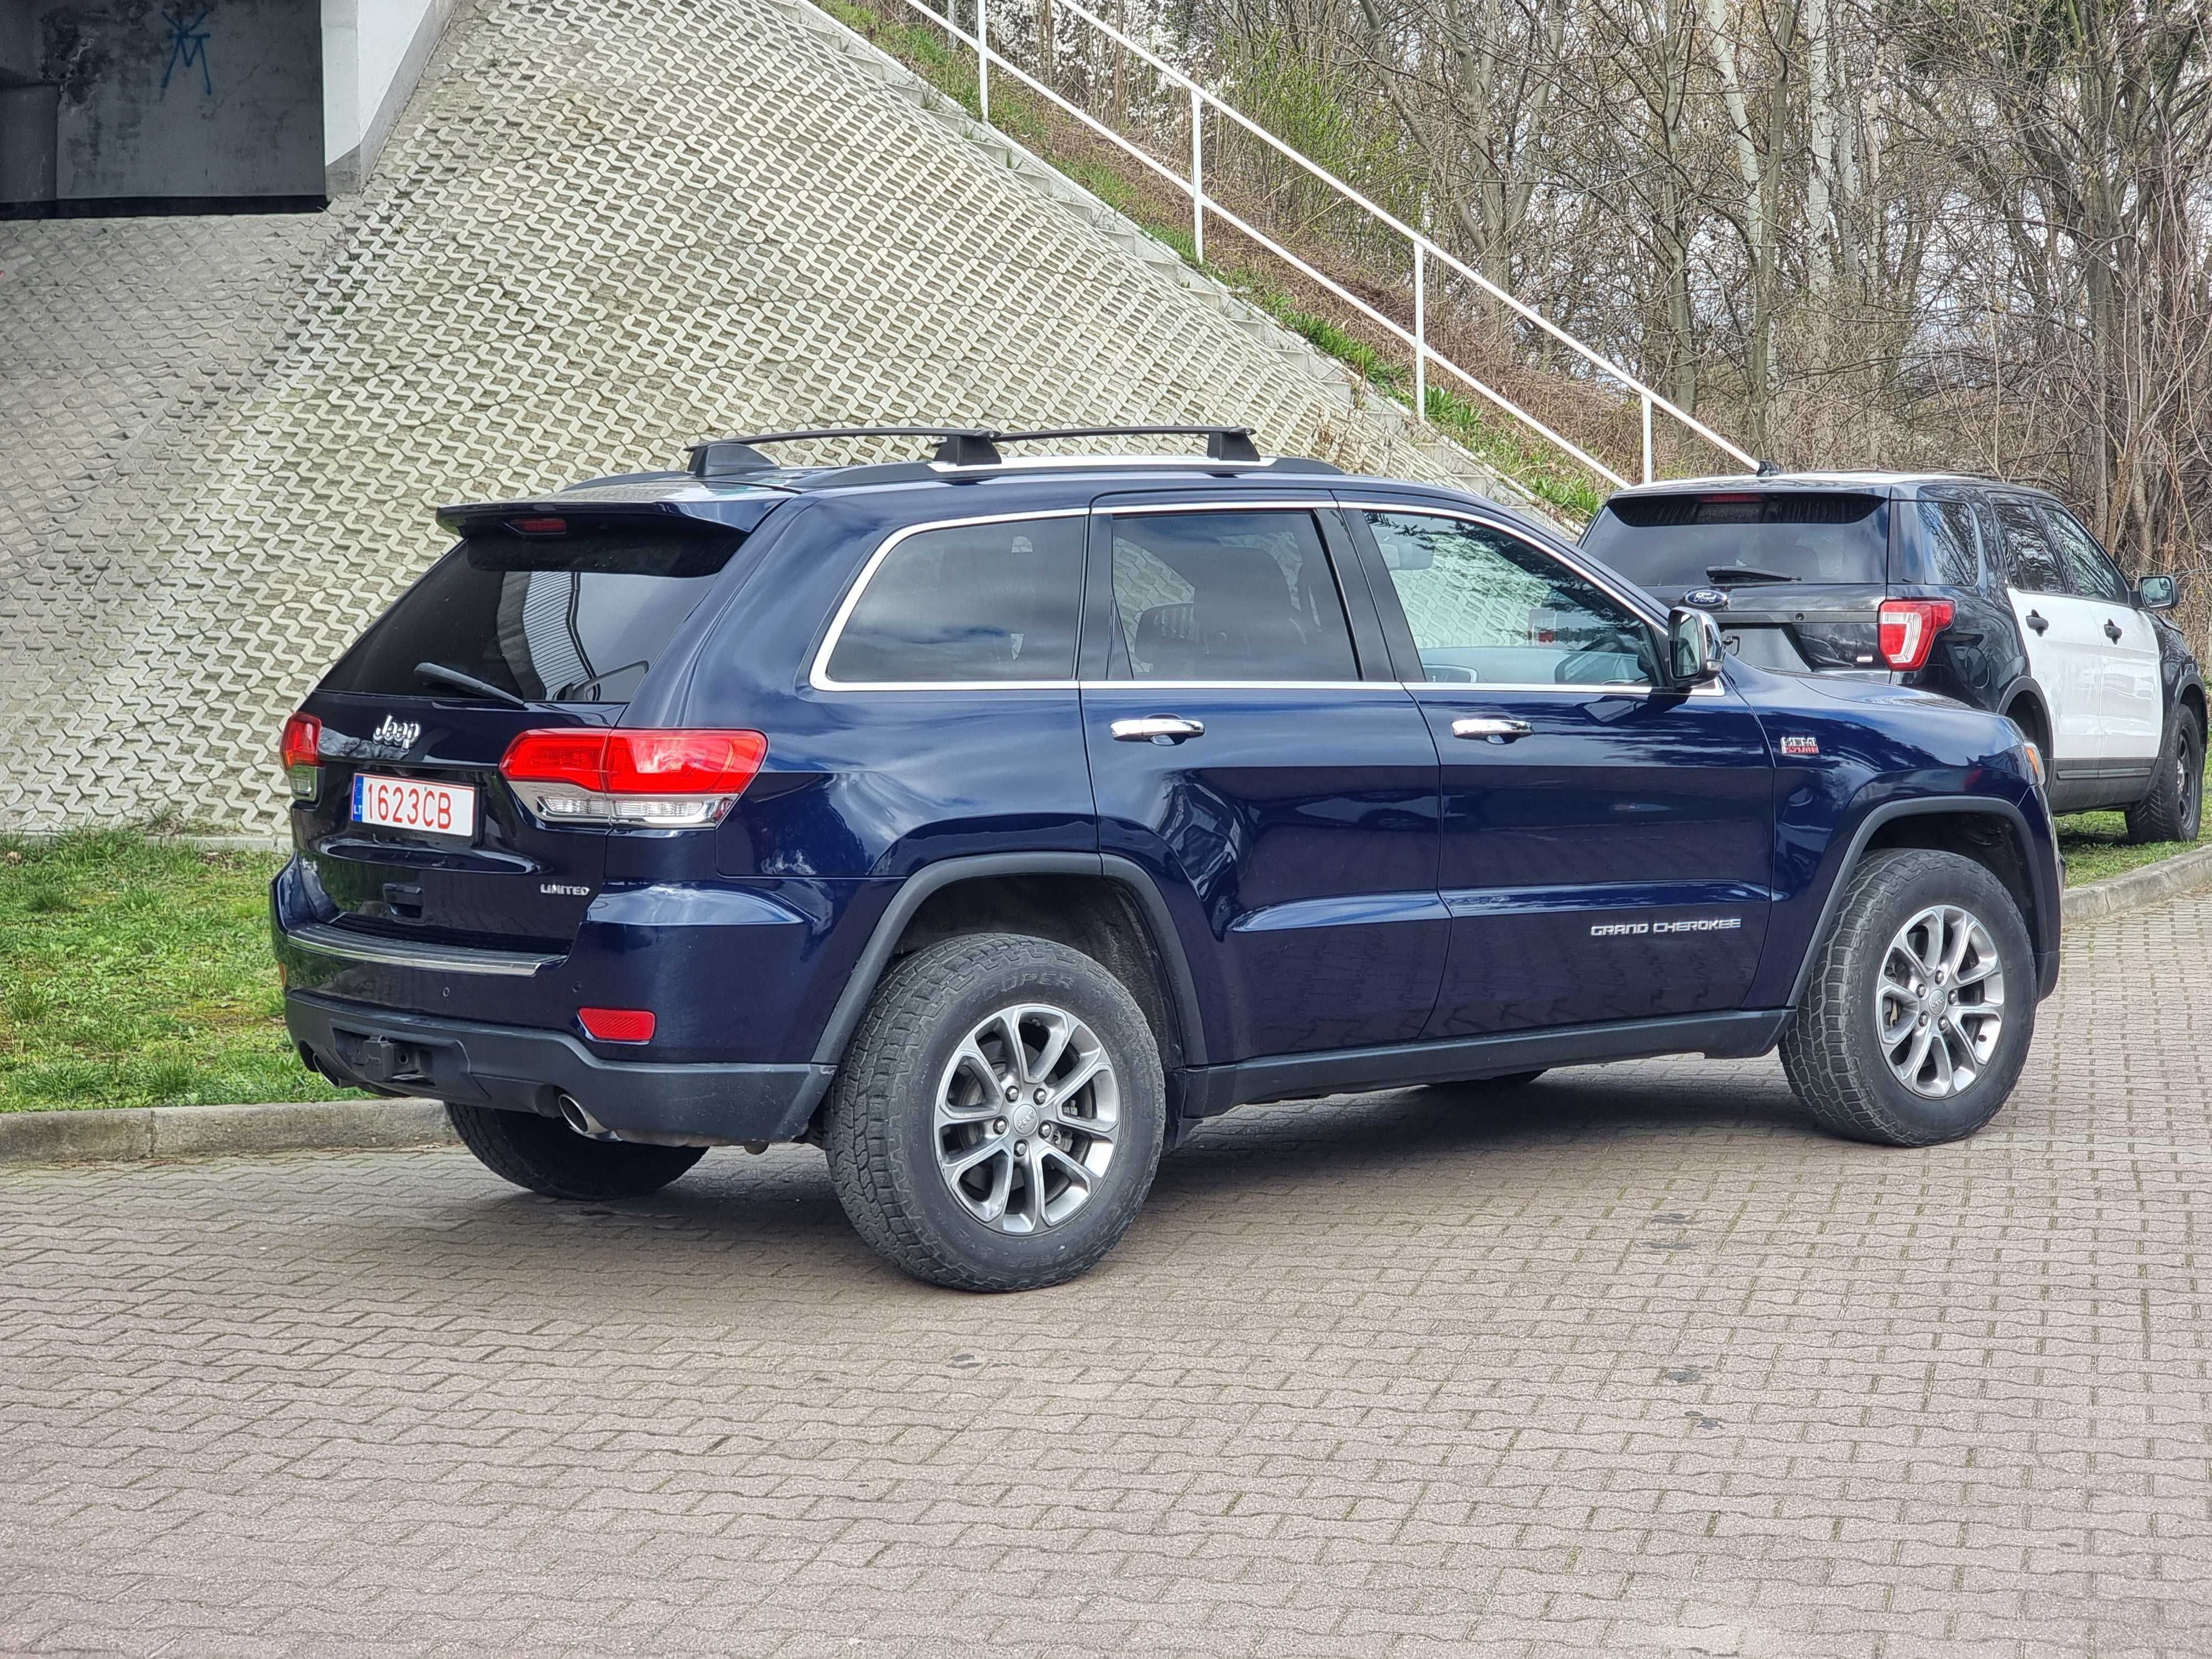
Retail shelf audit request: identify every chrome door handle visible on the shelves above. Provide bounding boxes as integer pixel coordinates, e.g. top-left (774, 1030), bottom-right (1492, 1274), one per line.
top-left (2026, 610), bottom-right (2049, 633)
top-left (2105, 619), bottom-right (2124, 641)
top-left (1452, 717), bottom-right (1533, 743)
top-left (1111, 715), bottom-right (1206, 744)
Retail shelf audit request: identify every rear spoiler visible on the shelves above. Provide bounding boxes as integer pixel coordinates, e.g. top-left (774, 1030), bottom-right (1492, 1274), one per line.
top-left (434, 494), bottom-right (784, 539)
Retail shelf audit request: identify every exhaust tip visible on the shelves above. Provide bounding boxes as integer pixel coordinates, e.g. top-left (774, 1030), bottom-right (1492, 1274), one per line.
top-left (557, 1094), bottom-right (596, 1136)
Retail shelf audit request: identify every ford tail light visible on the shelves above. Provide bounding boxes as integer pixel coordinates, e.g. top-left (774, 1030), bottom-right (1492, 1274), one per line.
top-left (1877, 599), bottom-right (1954, 671)
top-left (500, 728), bottom-right (767, 827)
top-left (280, 712), bottom-right (322, 800)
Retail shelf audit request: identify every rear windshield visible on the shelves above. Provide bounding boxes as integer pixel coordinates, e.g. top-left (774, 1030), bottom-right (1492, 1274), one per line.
top-left (322, 529), bottom-right (743, 703)
top-left (1583, 492), bottom-right (1890, 588)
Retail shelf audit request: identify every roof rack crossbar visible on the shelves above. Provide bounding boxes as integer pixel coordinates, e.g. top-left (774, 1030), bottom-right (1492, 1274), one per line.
top-left (687, 426), bottom-right (1002, 476)
top-left (993, 425), bottom-right (1263, 463)
top-left (683, 422), bottom-right (1270, 478)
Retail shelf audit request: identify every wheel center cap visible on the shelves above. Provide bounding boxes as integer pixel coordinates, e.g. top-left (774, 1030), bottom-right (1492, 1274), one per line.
top-left (1010, 1100), bottom-right (1041, 1138)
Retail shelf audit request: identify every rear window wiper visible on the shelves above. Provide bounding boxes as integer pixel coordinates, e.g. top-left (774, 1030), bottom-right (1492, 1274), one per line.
top-left (415, 661), bottom-right (531, 709)
top-left (1706, 564), bottom-right (1801, 586)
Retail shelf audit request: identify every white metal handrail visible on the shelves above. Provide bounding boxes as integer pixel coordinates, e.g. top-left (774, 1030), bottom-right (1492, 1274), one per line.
top-left (888, 0), bottom-right (1757, 487)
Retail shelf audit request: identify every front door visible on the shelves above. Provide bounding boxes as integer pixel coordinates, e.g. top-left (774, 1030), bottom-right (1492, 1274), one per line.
top-left (1343, 503), bottom-right (1776, 1036)
top-left (1077, 501), bottom-right (1446, 1061)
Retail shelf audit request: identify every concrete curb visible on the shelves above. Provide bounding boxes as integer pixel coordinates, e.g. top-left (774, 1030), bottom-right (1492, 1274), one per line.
top-left (0, 1098), bottom-right (453, 1166)
top-left (2062, 843), bottom-right (2212, 929)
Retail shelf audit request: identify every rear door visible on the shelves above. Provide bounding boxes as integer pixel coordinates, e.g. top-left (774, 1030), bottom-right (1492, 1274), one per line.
top-left (2044, 505), bottom-right (2163, 765)
top-left (1347, 503), bottom-right (1775, 1036)
top-left (1077, 498), bottom-right (1446, 1061)
top-left (296, 512), bottom-right (753, 950)
top-left (1990, 497), bottom-right (2100, 769)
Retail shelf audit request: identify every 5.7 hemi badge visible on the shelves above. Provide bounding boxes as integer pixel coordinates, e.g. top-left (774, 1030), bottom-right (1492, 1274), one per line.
top-left (1780, 734), bottom-right (1821, 758)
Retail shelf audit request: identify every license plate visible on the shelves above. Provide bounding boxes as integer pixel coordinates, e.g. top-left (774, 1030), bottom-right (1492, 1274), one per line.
top-left (352, 774), bottom-right (477, 839)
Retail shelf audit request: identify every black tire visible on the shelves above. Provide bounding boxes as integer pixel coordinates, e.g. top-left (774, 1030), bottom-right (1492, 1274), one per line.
top-left (446, 1102), bottom-right (706, 1199)
top-left (1780, 848), bottom-right (2036, 1147)
top-left (2123, 706), bottom-right (2204, 844)
top-left (825, 932), bottom-right (1166, 1292)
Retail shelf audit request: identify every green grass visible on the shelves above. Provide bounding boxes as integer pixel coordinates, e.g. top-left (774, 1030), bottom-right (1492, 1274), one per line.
top-left (2052, 780), bottom-right (2210, 886)
top-left (0, 830), bottom-right (351, 1113)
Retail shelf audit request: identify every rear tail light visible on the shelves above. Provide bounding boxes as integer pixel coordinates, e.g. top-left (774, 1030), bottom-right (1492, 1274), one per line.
top-left (577, 1006), bottom-right (656, 1043)
top-left (500, 728), bottom-right (768, 828)
top-left (1877, 599), bottom-right (1954, 671)
top-left (279, 712), bottom-right (322, 800)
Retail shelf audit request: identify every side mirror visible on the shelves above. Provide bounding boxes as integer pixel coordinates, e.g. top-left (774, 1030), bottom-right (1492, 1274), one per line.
top-left (1667, 606), bottom-right (1726, 686)
top-left (2136, 574), bottom-right (2178, 611)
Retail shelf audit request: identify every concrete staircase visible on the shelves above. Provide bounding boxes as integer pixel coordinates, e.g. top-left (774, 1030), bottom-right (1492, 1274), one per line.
top-left (0, 0), bottom-right (1522, 834)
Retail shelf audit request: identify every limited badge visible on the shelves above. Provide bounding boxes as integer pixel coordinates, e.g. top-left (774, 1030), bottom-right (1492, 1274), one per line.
top-left (1781, 734), bottom-right (1820, 758)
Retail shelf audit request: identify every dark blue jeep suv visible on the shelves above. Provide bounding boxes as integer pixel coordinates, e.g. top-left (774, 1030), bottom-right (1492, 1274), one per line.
top-left (274, 426), bottom-right (2063, 1290)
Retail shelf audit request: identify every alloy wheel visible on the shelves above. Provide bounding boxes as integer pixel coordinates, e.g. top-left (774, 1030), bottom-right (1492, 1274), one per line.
top-left (1874, 904), bottom-right (2006, 1098)
top-left (933, 1004), bottom-right (1120, 1234)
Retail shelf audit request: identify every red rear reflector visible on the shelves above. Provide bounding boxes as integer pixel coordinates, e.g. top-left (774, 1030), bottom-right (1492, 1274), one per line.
top-left (1877, 599), bottom-right (1955, 671)
top-left (577, 1007), bottom-right (655, 1043)
top-left (280, 712), bottom-right (322, 771)
top-left (511, 516), bottom-right (567, 534)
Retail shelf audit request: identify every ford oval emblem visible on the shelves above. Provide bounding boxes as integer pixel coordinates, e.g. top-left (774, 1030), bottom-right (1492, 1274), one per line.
top-left (1682, 587), bottom-right (1730, 610)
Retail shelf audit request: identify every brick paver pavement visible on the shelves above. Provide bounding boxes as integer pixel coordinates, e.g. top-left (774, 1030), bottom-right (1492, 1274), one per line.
top-left (3, 896), bottom-right (2208, 1658)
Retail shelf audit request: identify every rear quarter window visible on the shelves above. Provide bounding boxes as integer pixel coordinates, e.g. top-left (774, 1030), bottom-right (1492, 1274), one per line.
top-left (322, 528), bottom-right (743, 703)
top-left (1909, 498), bottom-right (1983, 587)
top-left (823, 516), bottom-right (1086, 685)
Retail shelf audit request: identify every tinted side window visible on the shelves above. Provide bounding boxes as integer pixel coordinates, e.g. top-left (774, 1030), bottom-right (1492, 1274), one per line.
top-left (1106, 511), bottom-right (1358, 681)
top-left (2045, 509), bottom-right (2130, 604)
top-left (826, 517), bottom-right (1084, 684)
top-left (1994, 502), bottom-right (2068, 594)
top-left (324, 530), bottom-right (743, 703)
top-left (1913, 499), bottom-right (1981, 587)
top-left (1365, 511), bottom-right (1656, 686)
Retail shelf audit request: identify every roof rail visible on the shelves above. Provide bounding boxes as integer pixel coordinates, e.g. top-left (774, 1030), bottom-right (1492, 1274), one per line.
top-left (684, 423), bottom-right (1274, 477)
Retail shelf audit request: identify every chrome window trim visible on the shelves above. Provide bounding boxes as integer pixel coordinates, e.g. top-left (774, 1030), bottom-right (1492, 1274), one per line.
top-left (809, 509), bottom-right (1090, 692)
top-left (1095, 499), bottom-right (1343, 514)
top-left (808, 500), bottom-right (1733, 697)
top-left (1084, 680), bottom-right (1394, 691)
top-left (1405, 680), bottom-right (1726, 698)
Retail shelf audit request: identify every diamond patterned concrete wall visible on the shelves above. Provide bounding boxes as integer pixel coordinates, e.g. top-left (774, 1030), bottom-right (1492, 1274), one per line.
top-left (0, 0), bottom-right (1515, 835)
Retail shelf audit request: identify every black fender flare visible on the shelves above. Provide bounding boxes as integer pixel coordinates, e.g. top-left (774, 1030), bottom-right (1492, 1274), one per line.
top-left (1785, 795), bottom-right (2058, 1008)
top-left (2163, 669), bottom-right (2206, 740)
top-left (808, 852), bottom-right (1209, 1069)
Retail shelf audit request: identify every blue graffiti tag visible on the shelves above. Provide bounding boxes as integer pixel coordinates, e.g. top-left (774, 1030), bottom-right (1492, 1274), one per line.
top-left (160, 6), bottom-right (214, 97)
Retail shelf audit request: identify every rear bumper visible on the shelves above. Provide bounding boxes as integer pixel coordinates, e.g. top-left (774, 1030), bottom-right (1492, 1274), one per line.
top-left (285, 990), bottom-right (832, 1143)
